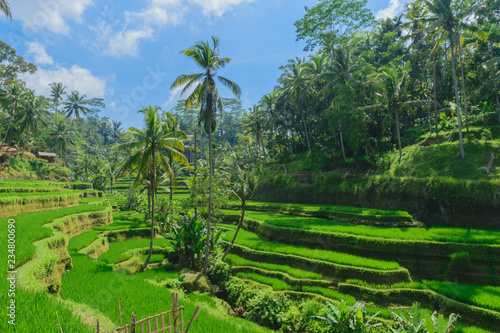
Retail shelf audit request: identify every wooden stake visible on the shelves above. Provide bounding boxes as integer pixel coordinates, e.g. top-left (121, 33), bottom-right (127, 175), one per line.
top-left (131, 313), bottom-right (136, 333)
top-left (119, 297), bottom-right (123, 326)
top-left (184, 307), bottom-right (202, 333)
top-left (56, 311), bottom-right (64, 333)
top-left (96, 319), bottom-right (99, 333)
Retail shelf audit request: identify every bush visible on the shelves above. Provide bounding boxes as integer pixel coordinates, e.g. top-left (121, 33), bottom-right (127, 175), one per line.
top-left (446, 252), bottom-right (472, 280)
top-left (244, 290), bottom-right (290, 329)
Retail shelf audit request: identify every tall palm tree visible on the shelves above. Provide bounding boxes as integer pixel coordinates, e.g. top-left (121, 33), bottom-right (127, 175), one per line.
top-left (278, 58), bottom-right (315, 153)
top-left (420, 0), bottom-right (482, 158)
top-left (0, 83), bottom-right (25, 150)
top-left (49, 82), bottom-right (66, 114)
top-left (47, 114), bottom-right (77, 162)
top-left (221, 166), bottom-right (253, 261)
top-left (78, 154), bottom-right (92, 182)
top-left (1, 0), bottom-right (11, 18)
top-left (62, 91), bottom-right (91, 127)
top-left (171, 36), bottom-right (241, 273)
top-left (19, 92), bottom-right (49, 160)
top-left (243, 105), bottom-right (267, 161)
top-left (321, 48), bottom-right (361, 159)
top-left (375, 65), bottom-right (436, 158)
top-left (116, 106), bottom-right (189, 270)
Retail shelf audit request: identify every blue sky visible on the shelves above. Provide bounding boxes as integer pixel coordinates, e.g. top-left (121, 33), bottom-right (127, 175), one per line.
top-left (0, 0), bottom-right (403, 128)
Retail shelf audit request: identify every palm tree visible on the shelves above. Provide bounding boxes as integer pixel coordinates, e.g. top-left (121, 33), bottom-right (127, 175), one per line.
top-left (0, 83), bottom-right (25, 150)
top-left (163, 112), bottom-right (188, 216)
top-left (278, 58), bottom-right (315, 153)
top-left (171, 36), bottom-right (241, 273)
top-left (221, 166), bottom-right (254, 261)
top-left (62, 91), bottom-right (91, 127)
top-left (19, 92), bottom-right (49, 160)
top-left (49, 82), bottom-right (66, 114)
top-left (243, 105), bottom-right (267, 161)
top-left (116, 106), bottom-right (189, 270)
top-left (47, 114), bottom-right (77, 162)
top-left (375, 65), bottom-right (437, 158)
top-left (78, 154), bottom-right (92, 182)
top-left (1, 0), bottom-right (11, 18)
top-left (420, 0), bottom-right (482, 158)
top-left (321, 47), bottom-right (361, 159)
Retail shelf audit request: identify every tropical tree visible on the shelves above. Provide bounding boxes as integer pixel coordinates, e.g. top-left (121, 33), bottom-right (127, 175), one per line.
top-left (47, 114), bottom-right (77, 161)
top-left (18, 91), bottom-right (49, 160)
top-left (49, 82), bottom-right (66, 114)
top-left (0, 83), bottom-right (25, 149)
top-left (374, 64), bottom-right (436, 158)
top-left (243, 105), bottom-right (267, 161)
top-left (62, 91), bottom-right (91, 126)
top-left (278, 58), bottom-right (315, 153)
top-left (115, 106), bottom-right (189, 270)
top-left (1, 0), bottom-right (11, 18)
top-left (321, 47), bottom-right (361, 159)
top-left (78, 154), bottom-right (92, 182)
top-left (221, 166), bottom-right (254, 260)
top-left (420, 0), bottom-right (483, 158)
top-left (171, 36), bottom-right (241, 273)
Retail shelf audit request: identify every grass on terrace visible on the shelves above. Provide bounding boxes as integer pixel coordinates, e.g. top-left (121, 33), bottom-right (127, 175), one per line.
top-left (424, 280), bottom-right (500, 313)
top-left (61, 230), bottom-right (273, 333)
top-left (225, 254), bottom-right (322, 280)
top-left (230, 210), bottom-right (500, 245)
top-left (221, 225), bottom-right (400, 271)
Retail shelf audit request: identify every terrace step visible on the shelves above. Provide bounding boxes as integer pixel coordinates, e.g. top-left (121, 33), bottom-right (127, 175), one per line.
top-left (224, 212), bottom-right (500, 284)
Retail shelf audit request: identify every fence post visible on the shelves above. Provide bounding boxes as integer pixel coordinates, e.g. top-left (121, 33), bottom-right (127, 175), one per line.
top-left (118, 298), bottom-right (123, 326)
top-left (96, 319), bottom-right (99, 333)
top-left (172, 293), bottom-right (178, 333)
top-left (131, 313), bottom-right (136, 333)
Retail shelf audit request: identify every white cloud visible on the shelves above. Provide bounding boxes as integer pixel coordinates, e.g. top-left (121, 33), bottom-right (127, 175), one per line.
top-left (97, 0), bottom-right (251, 57)
top-left (22, 64), bottom-right (107, 98)
top-left (162, 83), bottom-right (197, 110)
top-left (10, 0), bottom-right (92, 35)
top-left (188, 0), bottom-right (254, 17)
top-left (105, 28), bottom-right (154, 57)
top-left (26, 41), bottom-right (54, 65)
top-left (376, 0), bottom-right (402, 20)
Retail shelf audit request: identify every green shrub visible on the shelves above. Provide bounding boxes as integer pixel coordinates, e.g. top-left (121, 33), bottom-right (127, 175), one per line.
top-left (244, 290), bottom-right (290, 329)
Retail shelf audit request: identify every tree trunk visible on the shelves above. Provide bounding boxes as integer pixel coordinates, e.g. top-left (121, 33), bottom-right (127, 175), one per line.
top-left (194, 131), bottom-right (198, 218)
top-left (339, 122), bottom-right (346, 160)
top-left (0, 106), bottom-right (14, 152)
top-left (142, 151), bottom-right (156, 270)
top-left (450, 33), bottom-right (465, 159)
top-left (202, 122), bottom-right (213, 274)
top-left (221, 199), bottom-right (245, 261)
top-left (433, 57), bottom-right (439, 131)
top-left (21, 131), bottom-right (29, 161)
top-left (301, 113), bottom-right (311, 153)
top-left (458, 32), bottom-right (469, 131)
top-left (490, 45), bottom-right (500, 124)
top-left (395, 109), bottom-right (402, 159)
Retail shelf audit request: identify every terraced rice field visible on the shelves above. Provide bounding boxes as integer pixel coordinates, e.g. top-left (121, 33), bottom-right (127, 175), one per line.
top-left (2, 179), bottom-right (498, 333)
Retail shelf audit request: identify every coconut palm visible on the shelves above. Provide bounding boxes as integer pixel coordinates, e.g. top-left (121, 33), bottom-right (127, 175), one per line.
top-left (374, 65), bottom-right (437, 158)
top-left (321, 47), bottom-right (361, 159)
top-left (243, 105), bottom-right (267, 161)
top-left (278, 58), bottom-right (315, 153)
top-left (171, 36), bottom-right (241, 273)
top-left (221, 166), bottom-right (254, 261)
top-left (62, 91), bottom-right (91, 126)
top-left (1, 0), bottom-right (11, 18)
top-left (419, 0), bottom-right (483, 158)
top-left (115, 105), bottom-right (189, 270)
top-left (18, 91), bottom-right (49, 160)
top-left (47, 114), bottom-right (77, 161)
top-left (0, 83), bottom-right (25, 150)
top-left (49, 82), bottom-right (66, 114)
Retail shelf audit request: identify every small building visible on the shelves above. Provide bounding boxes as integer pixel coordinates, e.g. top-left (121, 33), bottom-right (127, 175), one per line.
top-left (38, 152), bottom-right (57, 163)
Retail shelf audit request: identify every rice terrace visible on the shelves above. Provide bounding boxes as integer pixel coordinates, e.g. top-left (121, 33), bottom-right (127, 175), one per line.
top-left (1, 0), bottom-right (500, 332)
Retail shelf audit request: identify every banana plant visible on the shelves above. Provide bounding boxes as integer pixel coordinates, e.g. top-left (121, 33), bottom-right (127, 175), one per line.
top-left (312, 300), bottom-right (381, 333)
